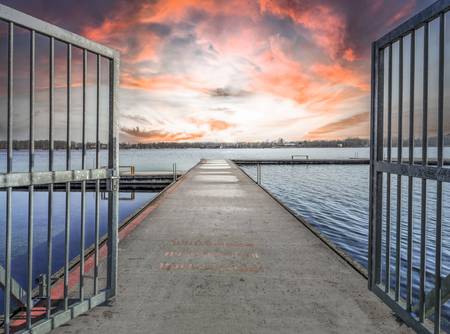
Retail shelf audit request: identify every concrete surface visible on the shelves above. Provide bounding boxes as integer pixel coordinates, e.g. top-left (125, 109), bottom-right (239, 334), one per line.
top-left (54, 160), bottom-right (411, 334)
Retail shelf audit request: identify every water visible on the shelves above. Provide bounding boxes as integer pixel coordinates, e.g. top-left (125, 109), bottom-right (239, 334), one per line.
top-left (240, 163), bottom-right (450, 328)
top-left (3, 147), bottom-right (448, 173)
top-left (241, 164), bottom-right (371, 267)
top-left (0, 190), bottom-right (157, 312)
top-left (2, 147), bottom-right (450, 327)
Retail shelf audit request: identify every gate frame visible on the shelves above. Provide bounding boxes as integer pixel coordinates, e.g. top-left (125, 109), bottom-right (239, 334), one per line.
top-left (369, 1), bottom-right (450, 333)
top-left (0, 4), bottom-right (120, 334)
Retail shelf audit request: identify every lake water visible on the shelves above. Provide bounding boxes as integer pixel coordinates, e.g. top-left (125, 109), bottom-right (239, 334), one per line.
top-left (239, 162), bottom-right (450, 327)
top-left (0, 189), bottom-right (157, 313)
top-left (1, 147), bottom-right (450, 325)
top-left (1, 147), bottom-right (370, 173)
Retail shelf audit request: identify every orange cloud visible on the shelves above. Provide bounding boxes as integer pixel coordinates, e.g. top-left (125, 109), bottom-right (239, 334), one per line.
top-left (343, 48), bottom-right (357, 62)
top-left (189, 118), bottom-right (235, 131)
top-left (250, 42), bottom-right (366, 113)
top-left (208, 119), bottom-right (234, 131)
top-left (305, 112), bottom-right (369, 140)
top-left (120, 127), bottom-right (204, 142)
top-left (121, 73), bottom-right (201, 92)
top-left (312, 63), bottom-right (369, 92)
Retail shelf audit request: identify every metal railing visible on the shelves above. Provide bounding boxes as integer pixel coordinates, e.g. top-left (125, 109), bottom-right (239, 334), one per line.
top-left (370, 1), bottom-right (450, 333)
top-left (291, 154), bottom-right (309, 160)
top-left (0, 4), bottom-right (119, 334)
top-left (256, 164), bottom-right (262, 185)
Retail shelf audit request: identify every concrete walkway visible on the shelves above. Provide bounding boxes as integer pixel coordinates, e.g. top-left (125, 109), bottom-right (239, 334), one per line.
top-left (55, 160), bottom-right (410, 334)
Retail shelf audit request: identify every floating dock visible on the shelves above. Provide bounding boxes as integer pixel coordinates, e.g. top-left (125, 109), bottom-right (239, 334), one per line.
top-left (233, 158), bottom-right (369, 165)
top-left (50, 159), bottom-right (410, 333)
top-left (233, 158), bottom-right (450, 165)
top-left (15, 171), bottom-right (183, 192)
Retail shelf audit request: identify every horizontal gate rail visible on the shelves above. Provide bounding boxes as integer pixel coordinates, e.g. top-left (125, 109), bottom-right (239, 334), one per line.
top-left (370, 1), bottom-right (450, 333)
top-left (376, 0), bottom-right (450, 49)
top-left (0, 5), bottom-right (116, 58)
top-left (375, 162), bottom-right (450, 182)
top-left (0, 3), bottom-right (120, 334)
top-left (0, 169), bottom-right (112, 188)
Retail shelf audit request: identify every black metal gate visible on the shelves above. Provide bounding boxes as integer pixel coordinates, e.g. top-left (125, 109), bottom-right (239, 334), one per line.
top-left (369, 1), bottom-right (450, 333)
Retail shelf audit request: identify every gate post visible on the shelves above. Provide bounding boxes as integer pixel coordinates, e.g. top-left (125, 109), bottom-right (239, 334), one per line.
top-left (107, 54), bottom-right (120, 297)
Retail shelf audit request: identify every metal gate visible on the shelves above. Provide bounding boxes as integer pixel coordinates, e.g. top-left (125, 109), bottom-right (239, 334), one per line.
top-left (0, 4), bottom-right (119, 334)
top-left (369, 1), bottom-right (450, 333)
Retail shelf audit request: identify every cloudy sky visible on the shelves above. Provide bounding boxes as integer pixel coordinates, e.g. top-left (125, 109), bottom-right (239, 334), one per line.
top-left (2, 0), bottom-right (436, 142)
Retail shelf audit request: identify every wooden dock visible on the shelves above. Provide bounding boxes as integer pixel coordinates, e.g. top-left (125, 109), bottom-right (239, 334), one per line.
top-left (52, 160), bottom-right (411, 333)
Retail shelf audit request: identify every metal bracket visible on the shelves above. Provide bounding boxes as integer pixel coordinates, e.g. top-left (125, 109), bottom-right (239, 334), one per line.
top-left (107, 176), bottom-right (119, 192)
top-left (35, 273), bottom-right (47, 299)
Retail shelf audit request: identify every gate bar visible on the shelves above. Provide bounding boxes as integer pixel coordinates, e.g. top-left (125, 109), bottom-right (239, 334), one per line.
top-left (406, 29), bottom-right (415, 312)
top-left (375, 47), bottom-right (385, 286)
top-left (419, 21), bottom-right (429, 323)
top-left (107, 57), bottom-right (119, 295)
top-left (94, 55), bottom-right (101, 295)
top-left (4, 21), bottom-right (14, 334)
top-left (64, 43), bottom-right (72, 311)
top-left (79, 48), bottom-right (87, 302)
top-left (385, 44), bottom-right (393, 293)
top-left (434, 12), bottom-right (445, 333)
top-left (395, 38), bottom-right (404, 302)
top-left (26, 28), bottom-right (36, 330)
top-left (46, 36), bottom-right (54, 319)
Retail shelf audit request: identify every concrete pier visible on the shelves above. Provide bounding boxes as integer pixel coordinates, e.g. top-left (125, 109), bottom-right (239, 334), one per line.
top-left (54, 160), bottom-right (411, 333)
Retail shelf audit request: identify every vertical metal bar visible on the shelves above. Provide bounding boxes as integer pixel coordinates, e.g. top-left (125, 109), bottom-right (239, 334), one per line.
top-left (107, 56), bottom-right (119, 295)
top-left (369, 42), bottom-right (377, 289)
top-left (26, 29), bottom-right (36, 329)
top-left (4, 21), bottom-right (14, 334)
top-left (46, 36), bottom-right (54, 319)
top-left (94, 54), bottom-right (100, 295)
top-left (64, 43), bottom-right (72, 311)
top-left (407, 30), bottom-right (415, 312)
top-left (259, 164), bottom-right (261, 184)
top-left (375, 48), bottom-right (385, 285)
top-left (395, 38), bottom-right (403, 302)
top-left (256, 163), bottom-right (261, 185)
top-left (173, 163), bottom-right (177, 182)
top-left (385, 44), bottom-right (393, 293)
top-left (419, 22), bottom-right (429, 322)
top-left (434, 13), bottom-right (445, 334)
top-left (79, 49), bottom-right (87, 301)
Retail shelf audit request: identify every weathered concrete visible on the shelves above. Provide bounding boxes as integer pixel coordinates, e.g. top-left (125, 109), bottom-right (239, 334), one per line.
top-left (54, 159), bottom-right (411, 334)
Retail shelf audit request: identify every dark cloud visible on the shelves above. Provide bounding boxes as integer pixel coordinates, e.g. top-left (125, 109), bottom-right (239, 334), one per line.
top-left (209, 87), bottom-right (250, 98)
top-left (1, 0), bottom-right (118, 33)
top-left (121, 114), bottom-right (154, 126)
top-left (120, 126), bottom-right (204, 142)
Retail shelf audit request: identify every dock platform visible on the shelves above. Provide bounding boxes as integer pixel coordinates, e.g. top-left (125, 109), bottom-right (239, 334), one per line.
top-left (54, 159), bottom-right (411, 333)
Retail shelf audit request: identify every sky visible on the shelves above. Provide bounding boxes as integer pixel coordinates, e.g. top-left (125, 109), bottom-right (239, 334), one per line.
top-left (1, 0), bottom-right (437, 143)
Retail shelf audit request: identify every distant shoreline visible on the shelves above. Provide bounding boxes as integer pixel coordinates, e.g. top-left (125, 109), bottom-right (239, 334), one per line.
top-left (0, 138), bottom-right (370, 150)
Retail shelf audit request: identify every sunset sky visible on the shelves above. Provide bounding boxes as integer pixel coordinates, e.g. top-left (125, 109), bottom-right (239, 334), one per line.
top-left (2, 0), bottom-right (437, 142)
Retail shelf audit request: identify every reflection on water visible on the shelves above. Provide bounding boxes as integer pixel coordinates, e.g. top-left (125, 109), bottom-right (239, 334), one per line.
top-left (0, 190), bottom-right (157, 313)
